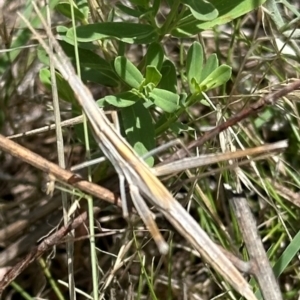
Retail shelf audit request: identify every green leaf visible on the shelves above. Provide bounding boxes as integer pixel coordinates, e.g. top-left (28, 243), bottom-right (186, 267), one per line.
top-left (116, 3), bottom-right (146, 18)
top-left (67, 22), bottom-right (158, 44)
top-left (121, 101), bottom-right (155, 166)
top-left (37, 45), bottom-right (50, 66)
top-left (79, 65), bottom-right (119, 87)
top-left (148, 88), bottom-right (179, 113)
top-left (145, 42), bottom-right (164, 70)
top-left (201, 54), bottom-right (218, 81)
top-left (58, 40), bottom-right (109, 67)
top-left (186, 42), bottom-right (203, 93)
top-left (103, 92), bottom-right (141, 108)
top-left (60, 41), bottom-right (119, 86)
top-left (55, 2), bottom-right (86, 22)
top-left (57, 26), bottom-right (98, 50)
top-left (39, 68), bottom-right (77, 105)
top-left (181, 0), bottom-right (218, 21)
top-left (159, 60), bottom-right (177, 93)
top-left (114, 56), bottom-right (144, 88)
top-left (172, 0), bottom-right (267, 37)
top-left (77, 0), bottom-right (89, 19)
top-left (254, 109), bottom-right (273, 129)
top-left (170, 122), bottom-right (195, 135)
top-left (116, 3), bottom-right (156, 19)
top-left (38, 41), bottom-right (119, 87)
top-left (273, 230), bottom-right (300, 277)
top-left (152, 0), bottom-right (161, 17)
top-left (200, 65), bottom-right (232, 91)
top-left (253, 230), bottom-right (300, 300)
top-left (144, 66), bottom-right (162, 87)
top-left (129, 0), bottom-right (148, 6)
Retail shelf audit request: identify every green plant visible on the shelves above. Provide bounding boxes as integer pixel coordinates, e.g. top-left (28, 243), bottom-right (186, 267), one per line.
top-left (38, 0), bottom-right (264, 167)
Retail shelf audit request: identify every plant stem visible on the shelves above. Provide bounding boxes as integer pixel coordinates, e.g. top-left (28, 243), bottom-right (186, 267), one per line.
top-left (159, 0), bottom-right (181, 38)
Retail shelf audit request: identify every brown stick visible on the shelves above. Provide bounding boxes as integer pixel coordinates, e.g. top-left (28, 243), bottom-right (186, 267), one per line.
top-left (162, 79), bottom-right (300, 163)
top-left (229, 191), bottom-right (283, 300)
top-left (0, 206), bottom-right (100, 293)
top-left (0, 134), bottom-right (121, 207)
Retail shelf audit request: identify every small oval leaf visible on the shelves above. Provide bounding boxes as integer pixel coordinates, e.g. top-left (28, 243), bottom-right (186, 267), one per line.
top-left (159, 60), bottom-right (177, 93)
top-left (144, 66), bottom-right (162, 87)
top-left (181, 0), bottom-right (218, 21)
top-left (103, 92), bottom-right (141, 108)
top-left (186, 42), bottom-right (203, 93)
top-left (39, 68), bottom-right (77, 105)
top-left (172, 0), bottom-right (266, 37)
top-left (149, 88), bottom-right (179, 113)
top-left (121, 101), bottom-right (155, 166)
top-left (114, 56), bottom-right (144, 88)
top-left (200, 54), bottom-right (218, 82)
top-left (145, 42), bottom-right (164, 70)
top-left (200, 65), bottom-right (232, 91)
top-left (55, 2), bottom-right (86, 22)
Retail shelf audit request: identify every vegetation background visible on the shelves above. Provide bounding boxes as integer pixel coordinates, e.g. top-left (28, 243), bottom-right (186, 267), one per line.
top-left (1, 0), bottom-right (300, 299)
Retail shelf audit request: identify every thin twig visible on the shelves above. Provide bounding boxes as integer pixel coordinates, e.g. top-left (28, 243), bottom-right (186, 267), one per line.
top-left (228, 189), bottom-right (283, 300)
top-left (45, 1), bottom-right (75, 297)
top-left (0, 206), bottom-right (100, 294)
top-left (163, 79), bottom-right (300, 163)
top-left (0, 196), bottom-right (61, 244)
top-left (153, 140), bottom-right (287, 176)
top-left (0, 213), bottom-right (62, 267)
top-left (0, 134), bottom-right (121, 207)
top-left (8, 116), bottom-right (83, 139)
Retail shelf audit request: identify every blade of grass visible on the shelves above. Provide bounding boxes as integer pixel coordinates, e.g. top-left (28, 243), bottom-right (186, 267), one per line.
top-left (68, 1), bottom-right (99, 298)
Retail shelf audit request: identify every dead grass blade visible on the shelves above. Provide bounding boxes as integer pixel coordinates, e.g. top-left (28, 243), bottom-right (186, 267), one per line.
top-left (153, 140), bottom-right (287, 176)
